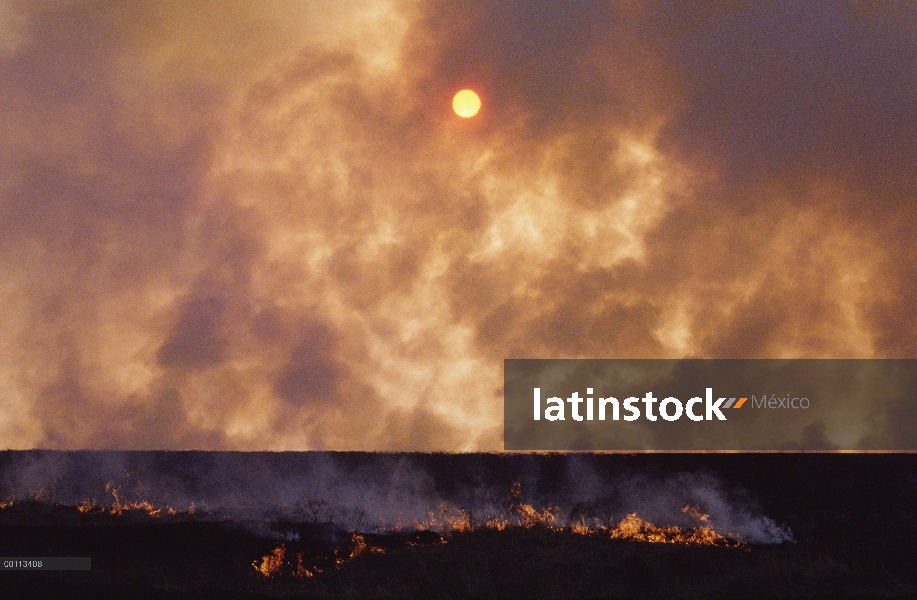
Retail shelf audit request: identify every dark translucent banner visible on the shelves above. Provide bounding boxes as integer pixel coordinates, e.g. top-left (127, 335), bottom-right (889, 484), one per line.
top-left (504, 359), bottom-right (917, 451)
top-left (1, 557), bottom-right (91, 570)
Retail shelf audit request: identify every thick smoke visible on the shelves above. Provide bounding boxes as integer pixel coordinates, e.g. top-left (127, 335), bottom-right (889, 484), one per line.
top-left (0, 2), bottom-right (914, 450)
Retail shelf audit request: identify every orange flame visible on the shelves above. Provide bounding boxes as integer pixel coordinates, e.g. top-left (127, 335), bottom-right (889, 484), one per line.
top-left (570, 516), bottom-right (599, 535)
top-left (682, 504), bottom-right (710, 522)
top-left (517, 503), bottom-right (559, 528)
top-left (249, 491), bottom-right (749, 580)
top-left (609, 509), bottom-right (742, 547)
top-left (76, 483), bottom-right (178, 518)
top-left (563, 503), bottom-right (742, 547)
top-left (293, 551), bottom-right (314, 578)
top-left (254, 533), bottom-right (385, 579)
top-left (442, 507), bottom-right (473, 533)
top-left (253, 544), bottom-right (286, 577)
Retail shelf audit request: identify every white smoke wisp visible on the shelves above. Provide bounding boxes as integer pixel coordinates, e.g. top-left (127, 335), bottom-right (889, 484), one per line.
top-left (552, 458), bottom-right (794, 544)
top-left (0, 451), bottom-right (794, 543)
top-left (673, 473), bottom-right (794, 544)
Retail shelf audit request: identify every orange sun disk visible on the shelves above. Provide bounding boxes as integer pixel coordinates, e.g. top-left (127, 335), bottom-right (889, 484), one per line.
top-left (452, 89), bottom-right (481, 118)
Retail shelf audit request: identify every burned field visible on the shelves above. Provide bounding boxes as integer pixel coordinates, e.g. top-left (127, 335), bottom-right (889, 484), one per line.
top-left (1, 452), bottom-right (916, 598)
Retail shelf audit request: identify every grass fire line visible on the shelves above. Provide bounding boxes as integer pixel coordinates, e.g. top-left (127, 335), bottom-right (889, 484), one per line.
top-left (532, 388), bottom-right (749, 422)
top-left (251, 500), bottom-right (746, 579)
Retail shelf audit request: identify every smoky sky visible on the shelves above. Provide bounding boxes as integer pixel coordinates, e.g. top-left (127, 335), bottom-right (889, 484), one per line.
top-left (0, 0), bottom-right (915, 450)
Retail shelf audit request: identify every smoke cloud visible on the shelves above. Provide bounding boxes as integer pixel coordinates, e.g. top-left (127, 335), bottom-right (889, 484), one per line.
top-left (0, 1), bottom-right (914, 449)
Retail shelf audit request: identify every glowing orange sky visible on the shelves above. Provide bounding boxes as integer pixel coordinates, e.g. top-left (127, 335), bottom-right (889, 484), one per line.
top-left (0, 1), bottom-right (915, 450)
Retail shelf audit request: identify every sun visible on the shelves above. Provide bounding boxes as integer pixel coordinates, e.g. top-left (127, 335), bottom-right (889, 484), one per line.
top-left (452, 89), bottom-right (481, 118)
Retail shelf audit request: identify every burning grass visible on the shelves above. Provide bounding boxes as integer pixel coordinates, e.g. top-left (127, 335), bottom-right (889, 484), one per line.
top-left (250, 485), bottom-right (750, 580)
top-left (0, 481), bottom-right (763, 591)
top-left (75, 483), bottom-right (181, 518)
top-left (454, 501), bottom-right (744, 547)
top-left (4, 475), bottom-right (913, 599)
top-left (0, 483), bottom-right (195, 528)
top-left (411, 485), bottom-right (746, 547)
top-left (253, 533), bottom-right (388, 579)
top-left (608, 511), bottom-right (743, 547)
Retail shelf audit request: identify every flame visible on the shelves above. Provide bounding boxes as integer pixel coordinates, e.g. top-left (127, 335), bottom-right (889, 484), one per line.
top-left (562, 503), bottom-right (742, 547)
top-left (3, 486), bottom-right (176, 519)
top-left (570, 516), bottom-right (599, 535)
top-left (293, 551), bottom-right (314, 578)
top-left (418, 502), bottom-right (473, 533)
top-left (406, 491), bottom-right (557, 533)
top-left (76, 483), bottom-right (178, 517)
top-left (517, 503), bottom-right (559, 528)
top-left (348, 533), bottom-right (386, 555)
top-left (249, 488), bottom-right (751, 579)
top-left (609, 510), bottom-right (743, 547)
top-left (477, 484), bottom-right (560, 530)
top-left (336, 535), bottom-right (369, 565)
top-left (428, 485), bottom-right (741, 544)
top-left (254, 533), bottom-right (385, 579)
top-left (682, 504), bottom-right (709, 522)
top-left (428, 485), bottom-right (561, 532)
top-left (442, 506), bottom-right (473, 533)
top-left (348, 534), bottom-right (368, 559)
top-left (253, 544), bottom-right (286, 577)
